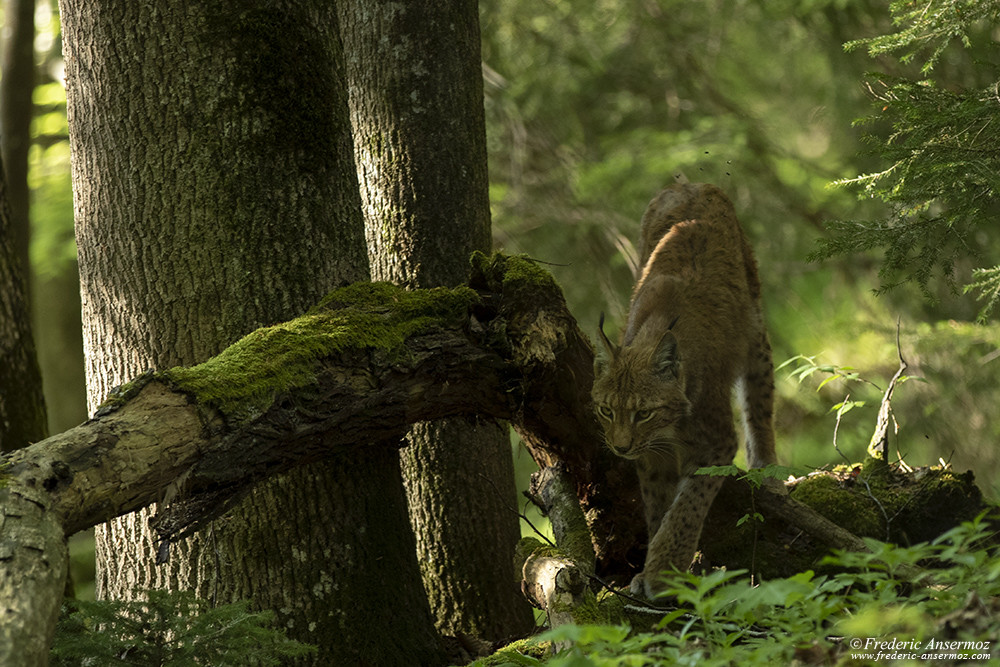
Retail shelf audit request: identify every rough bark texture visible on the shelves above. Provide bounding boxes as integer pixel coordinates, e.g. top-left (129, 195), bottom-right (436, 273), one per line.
top-left (467, 257), bottom-right (647, 578)
top-left (0, 255), bottom-right (622, 664)
top-left (58, 2), bottom-right (440, 663)
top-left (338, 0), bottom-right (533, 640)
top-left (0, 477), bottom-right (67, 667)
top-left (0, 153), bottom-right (47, 452)
top-left (0, 0), bottom-right (35, 291)
top-left (339, 2), bottom-right (492, 287)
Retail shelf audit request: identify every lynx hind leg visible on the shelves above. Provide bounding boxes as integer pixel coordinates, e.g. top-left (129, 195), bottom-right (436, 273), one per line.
top-left (739, 326), bottom-right (777, 469)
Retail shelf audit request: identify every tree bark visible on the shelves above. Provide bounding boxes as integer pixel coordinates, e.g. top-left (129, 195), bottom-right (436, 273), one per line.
top-left (0, 152), bottom-right (47, 452)
top-left (0, 0), bottom-right (35, 295)
top-left (0, 0), bottom-right (47, 453)
top-left (338, 0), bottom-right (533, 640)
top-left (0, 256), bottom-right (617, 664)
top-left (58, 2), bottom-right (440, 663)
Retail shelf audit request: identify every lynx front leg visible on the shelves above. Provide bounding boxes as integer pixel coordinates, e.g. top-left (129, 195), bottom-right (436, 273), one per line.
top-left (635, 456), bottom-right (679, 539)
top-left (634, 473), bottom-right (725, 599)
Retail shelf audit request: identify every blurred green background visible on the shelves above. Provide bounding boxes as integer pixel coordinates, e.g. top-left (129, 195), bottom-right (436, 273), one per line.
top-left (12, 0), bottom-right (1000, 600)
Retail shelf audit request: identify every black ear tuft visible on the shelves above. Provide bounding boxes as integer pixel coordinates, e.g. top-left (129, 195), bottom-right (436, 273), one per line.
top-left (597, 312), bottom-right (620, 359)
top-left (654, 330), bottom-right (681, 377)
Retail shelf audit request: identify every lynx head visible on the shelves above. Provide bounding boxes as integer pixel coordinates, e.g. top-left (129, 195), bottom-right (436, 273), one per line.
top-left (592, 315), bottom-right (691, 460)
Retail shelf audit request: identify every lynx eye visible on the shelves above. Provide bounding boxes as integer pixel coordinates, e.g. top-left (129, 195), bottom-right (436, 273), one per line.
top-left (633, 409), bottom-right (654, 424)
top-left (596, 406), bottom-right (614, 421)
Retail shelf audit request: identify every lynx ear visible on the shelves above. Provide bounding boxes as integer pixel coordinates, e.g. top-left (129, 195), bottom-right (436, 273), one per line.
top-left (654, 330), bottom-right (681, 378)
top-left (597, 312), bottom-right (619, 359)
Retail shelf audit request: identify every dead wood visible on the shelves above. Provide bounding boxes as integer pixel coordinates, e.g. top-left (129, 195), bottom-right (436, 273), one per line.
top-left (0, 254), bottom-right (638, 664)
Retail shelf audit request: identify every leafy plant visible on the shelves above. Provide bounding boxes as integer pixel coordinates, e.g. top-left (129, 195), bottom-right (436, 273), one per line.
top-left (51, 589), bottom-right (316, 666)
top-left (489, 512), bottom-right (1000, 666)
top-left (779, 354), bottom-right (877, 393)
top-left (695, 463), bottom-right (802, 491)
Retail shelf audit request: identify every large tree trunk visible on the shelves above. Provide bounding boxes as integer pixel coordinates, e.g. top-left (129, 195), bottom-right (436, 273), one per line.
top-left (338, 1), bottom-right (534, 641)
top-left (59, 2), bottom-right (441, 663)
top-left (0, 0), bottom-right (35, 296)
top-left (0, 0), bottom-right (47, 452)
top-left (0, 152), bottom-right (47, 452)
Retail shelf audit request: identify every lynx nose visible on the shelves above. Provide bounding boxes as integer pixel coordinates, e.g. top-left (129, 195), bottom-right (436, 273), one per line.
top-left (609, 436), bottom-right (638, 459)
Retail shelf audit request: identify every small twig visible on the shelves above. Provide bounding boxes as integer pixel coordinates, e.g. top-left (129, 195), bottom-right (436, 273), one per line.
top-left (860, 475), bottom-right (892, 542)
top-left (868, 318), bottom-right (908, 460)
top-left (521, 497), bottom-right (557, 548)
top-left (749, 491), bottom-right (760, 585)
top-left (476, 472), bottom-right (555, 547)
top-left (833, 393), bottom-right (853, 466)
top-left (587, 573), bottom-right (671, 612)
top-left (522, 256), bottom-right (571, 268)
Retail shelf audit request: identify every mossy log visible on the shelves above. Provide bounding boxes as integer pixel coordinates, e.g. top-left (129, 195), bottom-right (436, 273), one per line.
top-left (695, 464), bottom-right (984, 582)
top-left (516, 538), bottom-right (589, 628)
top-left (0, 253), bottom-right (642, 665)
top-left (522, 462), bottom-right (983, 625)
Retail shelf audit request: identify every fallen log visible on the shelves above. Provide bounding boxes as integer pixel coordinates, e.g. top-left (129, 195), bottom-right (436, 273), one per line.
top-left (0, 253), bottom-right (641, 664)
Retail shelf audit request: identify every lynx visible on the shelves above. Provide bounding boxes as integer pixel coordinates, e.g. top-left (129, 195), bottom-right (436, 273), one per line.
top-left (592, 182), bottom-right (777, 599)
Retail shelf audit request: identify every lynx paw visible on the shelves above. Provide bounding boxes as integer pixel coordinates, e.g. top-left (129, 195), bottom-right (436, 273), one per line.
top-left (628, 572), bottom-right (658, 601)
top-left (628, 573), bottom-right (644, 597)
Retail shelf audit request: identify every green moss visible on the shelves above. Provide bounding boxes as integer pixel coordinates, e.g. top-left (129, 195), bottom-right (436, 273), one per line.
top-left (791, 462), bottom-right (985, 546)
top-left (94, 371), bottom-right (157, 416)
top-left (860, 454), bottom-right (892, 477)
top-left (163, 282), bottom-right (478, 421)
top-left (501, 256), bottom-right (558, 291)
top-left (469, 637), bottom-right (549, 666)
top-left (469, 252), bottom-right (570, 362)
top-left (559, 528), bottom-right (597, 572)
top-left (514, 537), bottom-right (562, 566)
top-left (791, 474), bottom-right (884, 538)
top-left (469, 251), bottom-right (566, 307)
top-left (892, 467), bottom-right (983, 543)
top-left (311, 280), bottom-right (477, 317)
top-left (563, 588), bottom-right (628, 626)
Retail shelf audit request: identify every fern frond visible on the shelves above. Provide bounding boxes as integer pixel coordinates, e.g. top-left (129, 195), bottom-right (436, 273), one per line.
top-left (51, 589), bottom-right (317, 666)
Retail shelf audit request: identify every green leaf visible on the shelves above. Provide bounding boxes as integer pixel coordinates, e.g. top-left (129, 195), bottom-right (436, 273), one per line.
top-left (694, 464), bottom-right (742, 478)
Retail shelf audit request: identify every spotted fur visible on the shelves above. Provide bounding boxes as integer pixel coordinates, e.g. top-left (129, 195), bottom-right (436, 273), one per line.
top-left (592, 183), bottom-right (777, 598)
